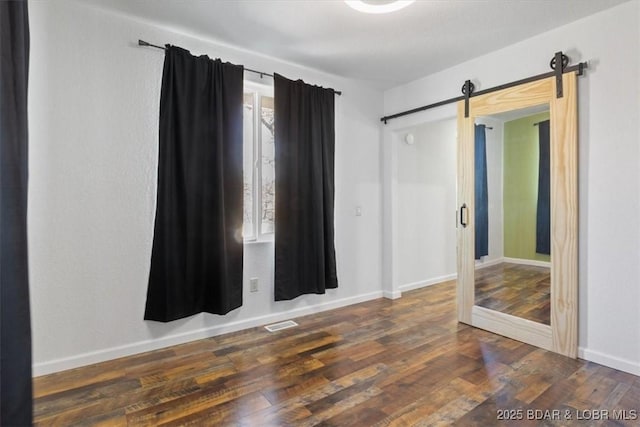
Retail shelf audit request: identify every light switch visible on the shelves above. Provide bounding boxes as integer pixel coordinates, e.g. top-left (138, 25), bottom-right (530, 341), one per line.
top-left (355, 206), bottom-right (362, 216)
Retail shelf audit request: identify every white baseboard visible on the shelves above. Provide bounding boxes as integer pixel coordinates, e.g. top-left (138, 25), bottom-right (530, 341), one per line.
top-left (579, 347), bottom-right (640, 376)
top-left (33, 290), bottom-right (383, 377)
top-left (503, 257), bottom-right (551, 268)
top-left (474, 257), bottom-right (505, 270)
top-left (382, 289), bottom-right (402, 300)
top-left (475, 257), bottom-right (551, 269)
top-left (399, 273), bottom-right (457, 292)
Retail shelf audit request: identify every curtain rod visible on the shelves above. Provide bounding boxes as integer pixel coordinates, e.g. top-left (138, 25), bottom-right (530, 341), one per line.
top-left (138, 40), bottom-right (342, 96)
top-left (380, 54), bottom-right (587, 124)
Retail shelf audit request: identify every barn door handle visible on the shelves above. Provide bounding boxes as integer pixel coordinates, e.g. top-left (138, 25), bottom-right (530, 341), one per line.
top-left (460, 203), bottom-right (468, 228)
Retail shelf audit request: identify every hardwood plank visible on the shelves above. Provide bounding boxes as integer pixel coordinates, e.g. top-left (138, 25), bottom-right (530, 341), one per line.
top-left (475, 262), bottom-right (551, 324)
top-left (155, 391), bottom-right (271, 427)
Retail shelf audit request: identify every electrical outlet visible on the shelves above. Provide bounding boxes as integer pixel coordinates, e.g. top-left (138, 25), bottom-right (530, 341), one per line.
top-left (249, 277), bottom-right (259, 292)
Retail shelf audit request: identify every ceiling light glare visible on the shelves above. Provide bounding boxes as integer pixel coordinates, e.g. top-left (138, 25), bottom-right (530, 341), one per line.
top-left (345, 0), bottom-right (416, 14)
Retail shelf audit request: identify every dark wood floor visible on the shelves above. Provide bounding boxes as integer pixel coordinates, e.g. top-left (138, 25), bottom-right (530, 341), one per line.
top-left (34, 281), bottom-right (639, 426)
top-left (475, 263), bottom-right (551, 324)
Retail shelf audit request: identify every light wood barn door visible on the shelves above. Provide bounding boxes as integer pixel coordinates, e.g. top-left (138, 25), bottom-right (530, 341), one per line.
top-left (457, 74), bottom-right (578, 358)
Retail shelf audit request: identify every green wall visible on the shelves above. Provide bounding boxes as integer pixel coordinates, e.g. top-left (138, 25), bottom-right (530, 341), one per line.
top-left (503, 111), bottom-right (551, 262)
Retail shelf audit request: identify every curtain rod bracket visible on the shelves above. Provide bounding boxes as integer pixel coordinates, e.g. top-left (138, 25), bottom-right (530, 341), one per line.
top-left (138, 39), bottom-right (165, 50)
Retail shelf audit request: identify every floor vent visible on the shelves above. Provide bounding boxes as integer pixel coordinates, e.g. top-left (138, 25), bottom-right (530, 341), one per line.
top-left (265, 320), bottom-right (299, 332)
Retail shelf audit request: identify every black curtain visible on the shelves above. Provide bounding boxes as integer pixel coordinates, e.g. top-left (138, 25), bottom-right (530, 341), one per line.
top-left (474, 124), bottom-right (489, 260)
top-left (273, 74), bottom-right (338, 301)
top-left (536, 120), bottom-right (551, 255)
top-left (145, 46), bottom-right (244, 322)
top-left (0, 1), bottom-right (33, 425)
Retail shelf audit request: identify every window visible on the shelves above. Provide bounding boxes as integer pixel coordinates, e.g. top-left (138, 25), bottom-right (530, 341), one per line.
top-left (243, 83), bottom-right (275, 241)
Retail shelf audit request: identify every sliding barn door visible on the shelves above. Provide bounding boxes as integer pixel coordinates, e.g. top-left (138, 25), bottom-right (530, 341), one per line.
top-left (456, 74), bottom-right (578, 358)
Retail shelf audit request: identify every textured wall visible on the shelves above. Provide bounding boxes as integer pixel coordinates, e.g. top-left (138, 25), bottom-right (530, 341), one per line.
top-left (28, 0), bottom-right (384, 374)
top-left (395, 118), bottom-right (457, 288)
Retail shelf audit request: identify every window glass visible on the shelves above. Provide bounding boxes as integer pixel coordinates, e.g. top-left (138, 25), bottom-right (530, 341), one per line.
top-left (242, 92), bottom-right (255, 239)
top-left (260, 96), bottom-right (275, 234)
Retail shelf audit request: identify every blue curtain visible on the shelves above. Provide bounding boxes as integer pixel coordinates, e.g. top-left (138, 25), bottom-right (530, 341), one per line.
top-left (475, 124), bottom-right (489, 260)
top-left (0, 1), bottom-right (33, 424)
top-left (536, 120), bottom-right (551, 255)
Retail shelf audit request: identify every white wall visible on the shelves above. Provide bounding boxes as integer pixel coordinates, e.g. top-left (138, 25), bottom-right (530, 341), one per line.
top-left (395, 119), bottom-right (457, 290)
top-left (28, 0), bottom-right (383, 375)
top-left (387, 115), bottom-right (503, 291)
top-left (385, 1), bottom-right (640, 375)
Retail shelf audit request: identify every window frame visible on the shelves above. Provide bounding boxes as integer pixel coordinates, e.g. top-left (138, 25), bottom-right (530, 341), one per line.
top-left (243, 81), bottom-right (275, 243)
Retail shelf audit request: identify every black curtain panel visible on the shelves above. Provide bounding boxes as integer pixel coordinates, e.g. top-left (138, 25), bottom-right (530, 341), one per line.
top-left (0, 1), bottom-right (33, 425)
top-left (145, 46), bottom-right (244, 322)
top-left (536, 120), bottom-right (551, 255)
top-left (273, 74), bottom-right (338, 301)
top-left (474, 124), bottom-right (489, 260)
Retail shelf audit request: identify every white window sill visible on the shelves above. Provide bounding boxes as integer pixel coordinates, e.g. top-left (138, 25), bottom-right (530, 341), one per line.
top-left (243, 237), bottom-right (274, 246)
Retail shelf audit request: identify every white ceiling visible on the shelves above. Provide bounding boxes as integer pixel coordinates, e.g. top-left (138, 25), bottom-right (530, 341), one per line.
top-left (83, 0), bottom-right (629, 89)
